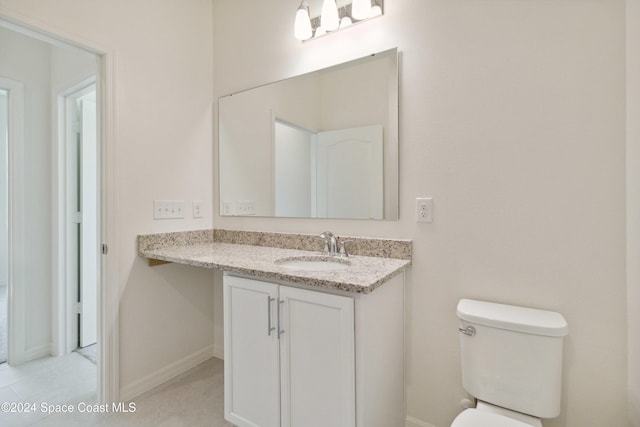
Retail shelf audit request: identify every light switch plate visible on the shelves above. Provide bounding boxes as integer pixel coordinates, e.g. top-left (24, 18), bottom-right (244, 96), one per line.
top-left (193, 201), bottom-right (203, 218)
top-left (237, 200), bottom-right (256, 216)
top-left (153, 200), bottom-right (185, 219)
top-left (222, 201), bottom-right (236, 215)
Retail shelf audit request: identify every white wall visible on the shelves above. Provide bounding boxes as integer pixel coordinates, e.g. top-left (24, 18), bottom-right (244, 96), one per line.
top-left (274, 122), bottom-right (313, 217)
top-left (0, 0), bottom-right (215, 399)
top-left (0, 90), bottom-right (7, 289)
top-left (0, 27), bottom-right (53, 357)
top-left (213, 1), bottom-right (627, 426)
top-left (628, 0), bottom-right (640, 424)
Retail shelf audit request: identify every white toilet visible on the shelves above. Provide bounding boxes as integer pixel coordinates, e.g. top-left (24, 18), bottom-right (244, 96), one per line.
top-left (452, 299), bottom-right (569, 427)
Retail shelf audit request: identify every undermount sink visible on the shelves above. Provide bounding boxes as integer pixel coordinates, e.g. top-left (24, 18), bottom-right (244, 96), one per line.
top-left (274, 255), bottom-right (351, 272)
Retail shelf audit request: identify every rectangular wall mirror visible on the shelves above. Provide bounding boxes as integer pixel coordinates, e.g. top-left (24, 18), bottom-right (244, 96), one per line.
top-left (218, 48), bottom-right (398, 220)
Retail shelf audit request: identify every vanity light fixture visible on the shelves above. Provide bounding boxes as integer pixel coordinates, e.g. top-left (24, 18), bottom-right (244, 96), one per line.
top-left (321, 0), bottom-right (340, 31)
top-left (314, 26), bottom-right (327, 37)
top-left (294, 2), bottom-right (313, 41)
top-left (351, 0), bottom-right (372, 20)
top-left (339, 16), bottom-right (353, 29)
top-left (294, 0), bottom-right (384, 41)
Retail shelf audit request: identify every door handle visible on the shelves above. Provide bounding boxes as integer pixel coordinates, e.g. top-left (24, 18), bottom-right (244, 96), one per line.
top-left (277, 299), bottom-right (285, 338)
top-left (267, 297), bottom-right (276, 336)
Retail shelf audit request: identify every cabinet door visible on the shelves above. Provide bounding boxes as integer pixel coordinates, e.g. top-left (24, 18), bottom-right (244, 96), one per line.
top-left (224, 275), bottom-right (280, 427)
top-left (279, 286), bottom-right (355, 427)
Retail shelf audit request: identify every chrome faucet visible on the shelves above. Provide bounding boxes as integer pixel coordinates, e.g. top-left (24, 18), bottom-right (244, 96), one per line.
top-left (338, 239), bottom-right (352, 258)
top-left (319, 231), bottom-right (338, 256)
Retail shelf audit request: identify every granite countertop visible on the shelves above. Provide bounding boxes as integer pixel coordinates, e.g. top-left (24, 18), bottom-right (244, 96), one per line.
top-left (138, 231), bottom-right (411, 294)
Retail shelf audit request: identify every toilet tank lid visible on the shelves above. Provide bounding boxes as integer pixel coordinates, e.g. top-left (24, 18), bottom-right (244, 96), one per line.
top-left (457, 299), bottom-right (568, 337)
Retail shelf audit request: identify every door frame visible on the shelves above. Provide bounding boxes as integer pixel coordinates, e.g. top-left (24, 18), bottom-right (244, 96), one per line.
top-left (0, 13), bottom-right (119, 404)
top-left (55, 77), bottom-right (98, 356)
top-left (0, 76), bottom-right (26, 367)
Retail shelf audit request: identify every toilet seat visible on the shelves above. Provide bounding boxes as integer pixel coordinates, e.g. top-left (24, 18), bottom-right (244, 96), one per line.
top-left (451, 408), bottom-right (537, 427)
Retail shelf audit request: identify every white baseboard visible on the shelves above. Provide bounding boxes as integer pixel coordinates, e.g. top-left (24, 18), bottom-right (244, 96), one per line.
top-left (24, 343), bottom-right (51, 362)
top-left (406, 415), bottom-right (438, 427)
top-left (213, 343), bottom-right (224, 360)
top-left (119, 345), bottom-right (214, 402)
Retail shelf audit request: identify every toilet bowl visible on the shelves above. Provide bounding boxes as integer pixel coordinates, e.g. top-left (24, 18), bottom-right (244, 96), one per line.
top-left (451, 402), bottom-right (542, 427)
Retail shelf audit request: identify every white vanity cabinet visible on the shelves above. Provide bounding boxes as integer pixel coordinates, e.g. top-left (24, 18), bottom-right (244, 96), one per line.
top-left (224, 274), bottom-right (355, 427)
top-left (223, 272), bottom-right (405, 427)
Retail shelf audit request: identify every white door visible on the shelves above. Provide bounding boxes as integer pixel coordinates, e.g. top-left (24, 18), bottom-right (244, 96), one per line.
top-left (65, 84), bottom-right (98, 350)
top-left (316, 125), bottom-right (383, 219)
top-left (279, 286), bottom-right (355, 427)
top-left (79, 96), bottom-right (97, 347)
top-left (224, 275), bottom-right (281, 427)
top-left (273, 120), bottom-right (315, 218)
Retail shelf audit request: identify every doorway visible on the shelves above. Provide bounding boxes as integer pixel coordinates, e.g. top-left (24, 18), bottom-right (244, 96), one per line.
top-left (0, 9), bottom-right (117, 404)
top-left (0, 20), bottom-right (104, 408)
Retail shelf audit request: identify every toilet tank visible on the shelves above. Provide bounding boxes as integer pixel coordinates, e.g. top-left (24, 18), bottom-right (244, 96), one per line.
top-left (457, 299), bottom-right (568, 419)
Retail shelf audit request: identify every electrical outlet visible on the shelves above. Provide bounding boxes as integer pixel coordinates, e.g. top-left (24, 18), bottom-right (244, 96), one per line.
top-left (237, 200), bottom-right (256, 216)
top-left (222, 201), bottom-right (236, 215)
top-left (193, 201), bottom-right (203, 218)
top-left (416, 197), bottom-right (433, 223)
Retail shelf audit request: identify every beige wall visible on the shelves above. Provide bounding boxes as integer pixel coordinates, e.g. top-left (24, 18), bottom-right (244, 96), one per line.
top-left (0, 0), bottom-right (629, 424)
top-left (0, 0), bottom-right (215, 399)
top-left (213, 1), bottom-right (627, 426)
top-left (628, 0), bottom-right (640, 425)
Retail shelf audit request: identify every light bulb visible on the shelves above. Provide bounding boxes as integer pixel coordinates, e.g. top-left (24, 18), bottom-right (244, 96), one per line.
top-left (369, 4), bottom-right (382, 17)
top-left (294, 3), bottom-right (312, 40)
top-left (339, 16), bottom-right (353, 29)
top-left (314, 26), bottom-right (327, 38)
top-left (351, 0), bottom-right (372, 20)
top-left (321, 0), bottom-right (340, 31)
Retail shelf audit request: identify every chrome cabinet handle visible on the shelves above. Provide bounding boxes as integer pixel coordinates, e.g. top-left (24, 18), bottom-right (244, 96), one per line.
top-left (267, 297), bottom-right (275, 336)
top-left (278, 299), bottom-right (285, 338)
top-left (458, 326), bottom-right (476, 336)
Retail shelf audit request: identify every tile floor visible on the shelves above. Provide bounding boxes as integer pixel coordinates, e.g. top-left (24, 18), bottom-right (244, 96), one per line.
top-left (0, 353), bottom-right (232, 426)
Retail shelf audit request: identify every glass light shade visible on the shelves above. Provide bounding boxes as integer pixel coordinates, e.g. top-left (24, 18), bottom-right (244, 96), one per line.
top-left (369, 4), bottom-right (382, 17)
top-left (339, 16), bottom-right (353, 29)
top-left (294, 5), bottom-right (312, 40)
top-left (321, 0), bottom-right (340, 31)
top-left (351, 0), bottom-right (372, 20)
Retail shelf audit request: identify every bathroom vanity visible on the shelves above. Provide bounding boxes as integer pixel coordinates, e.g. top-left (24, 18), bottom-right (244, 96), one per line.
top-left (224, 272), bottom-right (404, 427)
top-left (138, 229), bottom-right (410, 427)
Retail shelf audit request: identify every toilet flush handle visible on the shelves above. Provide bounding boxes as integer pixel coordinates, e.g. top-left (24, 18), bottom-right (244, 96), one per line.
top-left (458, 326), bottom-right (476, 336)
